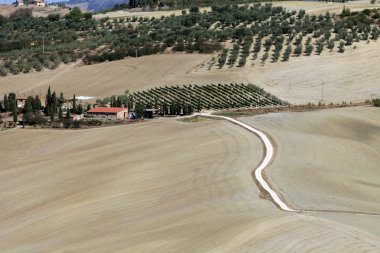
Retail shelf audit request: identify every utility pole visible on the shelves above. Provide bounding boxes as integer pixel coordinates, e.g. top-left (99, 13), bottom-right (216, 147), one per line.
top-left (42, 36), bottom-right (45, 54)
top-left (371, 80), bottom-right (375, 101)
top-left (135, 49), bottom-right (138, 58)
top-left (321, 81), bottom-right (325, 101)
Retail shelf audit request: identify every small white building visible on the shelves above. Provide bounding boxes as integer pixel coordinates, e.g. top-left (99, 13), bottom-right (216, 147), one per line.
top-left (16, 0), bottom-right (24, 6)
top-left (32, 0), bottom-right (45, 7)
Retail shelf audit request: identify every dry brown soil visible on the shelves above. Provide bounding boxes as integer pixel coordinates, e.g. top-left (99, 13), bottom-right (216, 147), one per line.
top-left (0, 116), bottom-right (380, 252)
top-left (240, 106), bottom-right (380, 236)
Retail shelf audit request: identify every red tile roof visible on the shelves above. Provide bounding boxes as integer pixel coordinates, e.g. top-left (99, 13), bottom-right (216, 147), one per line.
top-left (87, 107), bottom-right (127, 114)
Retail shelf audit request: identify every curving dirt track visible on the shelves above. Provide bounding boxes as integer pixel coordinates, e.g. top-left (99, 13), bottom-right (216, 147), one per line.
top-left (240, 106), bottom-right (380, 235)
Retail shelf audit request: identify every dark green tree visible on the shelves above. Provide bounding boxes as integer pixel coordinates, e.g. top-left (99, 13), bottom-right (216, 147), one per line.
top-left (24, 96), bottom-right (34, 113)
top-left (282, 45), bottom-right (292, 61)
top-left (261, 52), bottom-right (269, 64)
top-left (197, 98), bottom-right (202, 112)
top-left (58, 107), bottom-right (63, 121)
top-left (50, 107), bottom-right (55, 122)
top-left (67, 7), bottom-right (83, 21)
top-left (34, 95), bottom-right (42, 112)
top-left (4, 95), bottom-right (8, 112)
top-left (13, 106), bottom-right (17, 123)
top-left (72, 94), bottom-right (77, 114)
top-left (304, 44), bottom-right (314, 56)
top-left (338, 41), bottom-right (345, 53)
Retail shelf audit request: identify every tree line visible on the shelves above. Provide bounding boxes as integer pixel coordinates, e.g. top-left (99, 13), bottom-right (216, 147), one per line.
top-left (0, 87), bottom-right (90, 127)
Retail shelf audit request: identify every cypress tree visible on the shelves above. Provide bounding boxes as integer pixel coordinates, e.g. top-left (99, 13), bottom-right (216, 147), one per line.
top-left (25, 96), bottom-right (34, 113)
top-left (176, 99), bottom-right (181, 115)
top-left (59, 92), bottom-right (65, 106)
top-left (52, 91), bottom-right (58, 114)
top-left (116, 97), bottom-right (122, 107)
top-left (65, 110), bottom-right (71, 128)
top-left (4, 95), bottom-right (8, 112)
top-left (34, 95), bottom-right (42, 112)
top-left (72, 94), bottom-right (77, 114)
top-left (46, 86), bottom-right (52, 106)
top-left (13, 106), bottom-right (17, 123)
top-left (58, 107), bottom-right (63, 121)
top-left (66, 109), bottom-right (71, 119)
top-left (50, 107), bottom-right (54, 122)
top-left (77, 104), bottom-right (83, 115)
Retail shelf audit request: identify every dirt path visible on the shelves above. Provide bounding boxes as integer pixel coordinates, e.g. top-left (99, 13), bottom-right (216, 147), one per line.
top-left (199, 113), bottom-right (294, 212)
top-left (198, 113), bottom-right (380, 217)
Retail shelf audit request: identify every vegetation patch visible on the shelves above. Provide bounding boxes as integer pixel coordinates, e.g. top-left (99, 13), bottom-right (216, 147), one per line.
top-left (373, 98), bottom-right (380, 107)
top-left (1, 5), bottom-right (380, 75)
top-left (104, 83), bottom-right (287, 117)
top-left (178, 116), bottom-right (208, 123)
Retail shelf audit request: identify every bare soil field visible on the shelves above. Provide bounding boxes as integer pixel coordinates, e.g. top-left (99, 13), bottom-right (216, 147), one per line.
top-left (240, 106), bottom-right (380, 235)
top-left (0, 54), bottom-right (241, 98)
top-left (272, 0), bottom-right (380, 15)
top-left (2, 39), bottom-right (379, 104)
top-left (244, 41), bottom-right (380, 104)
top-left (1, 117), bottom-right (380, 252)
top-left (95, 1), bottom-right (380, 20)
top-left (0, 4), bottom-right (68, 18)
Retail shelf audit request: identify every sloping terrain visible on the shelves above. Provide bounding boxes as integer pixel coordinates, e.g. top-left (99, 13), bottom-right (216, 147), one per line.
top-left (245, 41), bottom-right (380, 104)
top-left (0, 117), bottom-right (380, 252)
top-left (0, 54), bottom-right (241, 98)
top-left (240, 106), bottom-right (380, 235)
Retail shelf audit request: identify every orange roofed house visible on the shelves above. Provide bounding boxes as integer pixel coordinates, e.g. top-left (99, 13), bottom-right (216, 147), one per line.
top-left (86, 107), bottom-right (128, 120)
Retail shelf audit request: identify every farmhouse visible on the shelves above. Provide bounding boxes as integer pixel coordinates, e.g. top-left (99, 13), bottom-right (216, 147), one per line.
top-left (16, 0), bottom-right (24, 6)
top-left (86, 107), bottom-right (128, 120)
top-left (16, 96), bottom-right (46, 109)
top-left (32, 0), bottom-right (45, 7)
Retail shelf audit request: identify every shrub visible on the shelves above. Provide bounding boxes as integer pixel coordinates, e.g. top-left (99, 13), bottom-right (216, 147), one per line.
top-left (23, 113), bottom-right (48, 125)
top-left (373, 98), bottom-right (380, 107)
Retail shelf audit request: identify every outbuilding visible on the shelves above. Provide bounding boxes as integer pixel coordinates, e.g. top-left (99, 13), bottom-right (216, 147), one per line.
top-left (86, 107), bottom-right (128, 120)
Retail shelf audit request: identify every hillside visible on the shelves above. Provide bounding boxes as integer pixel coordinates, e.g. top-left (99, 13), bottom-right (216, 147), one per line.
top-left (1, 115), bottom-right (380, 252)
top-left (1, 3), bottom-right (380, 80)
